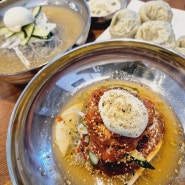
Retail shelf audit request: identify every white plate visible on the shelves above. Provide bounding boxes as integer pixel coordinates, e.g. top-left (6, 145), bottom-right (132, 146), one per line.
top-left (97, 0), bottom-right (185, 41)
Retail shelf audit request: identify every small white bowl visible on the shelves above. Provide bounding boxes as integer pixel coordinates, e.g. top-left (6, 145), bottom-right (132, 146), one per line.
top-left (87, 0), bottom-right (128, 23)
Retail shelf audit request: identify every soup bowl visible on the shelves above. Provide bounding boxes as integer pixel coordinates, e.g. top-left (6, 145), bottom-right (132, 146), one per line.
top-left (7, 39), bottom-right (185, 184)
top-left (0, 0), bottom-right (90, 84)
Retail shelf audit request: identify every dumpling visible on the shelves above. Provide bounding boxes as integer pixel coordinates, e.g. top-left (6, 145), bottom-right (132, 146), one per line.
top-left (174, 36), bottom-right (185, 55)
top-left (88, 0), bottom-right (121, 17)
top-left (109, 9), bottom-right (141, 38)
top-left (135, 21), bottom-right (175, 48)
top-left (139, 1), bottom-right (173, 23)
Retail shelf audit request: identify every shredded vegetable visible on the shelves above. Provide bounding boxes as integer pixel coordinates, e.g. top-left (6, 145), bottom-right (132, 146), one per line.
top-left (0, 6), bottom-right (56, 68)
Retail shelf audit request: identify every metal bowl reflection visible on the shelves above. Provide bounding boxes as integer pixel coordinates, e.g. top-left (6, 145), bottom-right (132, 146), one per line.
top-left (7, 39), bottom-right (185, 184)
top-left (0, 0), bottom-right (90, 84)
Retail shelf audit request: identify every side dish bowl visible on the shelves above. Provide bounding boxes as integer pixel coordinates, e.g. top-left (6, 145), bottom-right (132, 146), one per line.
top-left (0, 0), bottom-right (90, 84)
top-left (7, 39), bottom-right (185, 185)
top-left (86, 0), bottom-right (128, 23)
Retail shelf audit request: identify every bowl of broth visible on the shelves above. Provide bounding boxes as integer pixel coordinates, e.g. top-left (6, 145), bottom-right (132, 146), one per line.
top-left (0, 0), bottom-right (90, 84)
top-left (7, 39), bottom-right (185, 185)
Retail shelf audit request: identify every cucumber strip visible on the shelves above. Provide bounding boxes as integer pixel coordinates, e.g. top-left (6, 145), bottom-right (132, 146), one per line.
top-left (31, 33), bottom-right (53, 40)
top-left (32, 6), bottom-right (42, 18)
top-left (133, 158), bottom-right (155, 169)
top-left (89, 151), bottom-right (99, 166)
top-left (129, 151), bottom-right (155, 170)
top-left (5, 32), bottom-right (15, 39)
top-left (32, 26), bottom-right (53, 40)
top-left (21, 23), bottom-right (35, 45)
top-left (1, 6), bottom-right (56, 46)
top-left (0, 27), bottom-right (10, 35)
top-left (15, 31), bottom-right (25, 40)
top-left (32, 26), bottom-right (50, 36)
top-left (0, 26), bottom-right (15, 38)
top-left (124, 150), bottom-right (155, 170)
top-left (5, 30), bottom-right (25, 40)
top-left (22, 29), bottom-right (27, 38)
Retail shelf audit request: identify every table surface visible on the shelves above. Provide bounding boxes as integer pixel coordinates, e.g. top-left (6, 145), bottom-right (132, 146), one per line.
top-left (0, 1), bottom-right (185, 184)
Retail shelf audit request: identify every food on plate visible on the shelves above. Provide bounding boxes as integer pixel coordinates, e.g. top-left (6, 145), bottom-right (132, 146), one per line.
top-left (0, 5), bottom-right (85, 73)
top-left (87, 0), bottom-right (122, 17)
top-left (3, 7), bottom-right (35, 32)
top-left (174, 36), bottom-right (185, 55)
top-left (135, 21), bottom-right (175, 48)
top-left (108, 1), bottom-right (176, 46)
top-left (53, 80), bottom-right (185, 185)
top-left (109, 9), bottom-right (141, 38)
top-left (0, 6), bottom-right (56, 69)
top-left (81, 87), bottom-right (164, 176)
top-left (139, 1), bottom-right (173, 23)
top-left (98, 89), bottom-right (149, 138)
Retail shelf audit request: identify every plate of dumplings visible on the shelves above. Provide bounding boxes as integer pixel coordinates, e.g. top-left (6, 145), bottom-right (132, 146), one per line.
top-left (97, 0), bottom-right (185, 56)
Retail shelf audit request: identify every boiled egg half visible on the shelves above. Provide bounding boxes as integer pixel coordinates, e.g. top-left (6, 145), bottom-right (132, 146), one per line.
top-left (3, 6), bottom-right (34, 32)
top-left (98, 89), bottom-right (148, 138)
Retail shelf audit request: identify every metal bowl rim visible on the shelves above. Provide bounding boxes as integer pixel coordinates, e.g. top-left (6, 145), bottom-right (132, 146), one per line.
top-left (6, 38), bottom-right (185, 185)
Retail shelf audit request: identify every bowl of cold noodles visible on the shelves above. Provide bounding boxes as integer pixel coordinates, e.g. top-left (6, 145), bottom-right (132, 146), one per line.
top-left (0, 0), bottom-right (90, 84)
top-left (7, 39), bottom-right (185, 185)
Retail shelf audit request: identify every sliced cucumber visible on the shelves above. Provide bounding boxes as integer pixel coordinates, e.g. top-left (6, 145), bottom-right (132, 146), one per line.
top-left (0, 27), bottom-right (10, 35)
top-left (89, 151), bottom-right (99, 166)
top-left (129, 150), bottom-right (145, 161)
top-left (129, 150), bottom-right (155, 170)
top-left (5, 31), bottom-right (15, 39)
top-left (133, 158), bottom-right (155, 169)
top-left (2, 28), bottom-right (26, 40)
top-left (21, 23), bottom-right (35, 45)
top-left (0, 26), bottom-right (15, 38)
top-left (1, 5), bottom-right (55, 46)
top-left (10, 31), bottom-right (25, 41)
top-left (32, 6), bottom-right (42, 18)
top-left (32, 26), bottom-right (53, 40)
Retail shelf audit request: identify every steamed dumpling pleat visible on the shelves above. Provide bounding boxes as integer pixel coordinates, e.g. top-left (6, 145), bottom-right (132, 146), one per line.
top-left (135, 21), bottom-right (175, 48)
top-left (88, 0), bottom-right (121, 17)
top-left (139, 1), bottom-right (173, 23)
top-left (109, 9), bottom-right (141, 38)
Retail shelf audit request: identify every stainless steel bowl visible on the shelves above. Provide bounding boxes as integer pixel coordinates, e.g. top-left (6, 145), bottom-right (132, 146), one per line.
top-left (7, 39), bottom-right (185, 184)
top-left (0, 0), bottom-right (90, 84)
top-left (87, 0), bottom-right (128, 23)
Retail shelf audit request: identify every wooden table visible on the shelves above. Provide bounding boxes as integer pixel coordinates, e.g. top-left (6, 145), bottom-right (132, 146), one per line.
top-left (0, 1), bottom-right (184, 184)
